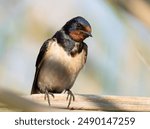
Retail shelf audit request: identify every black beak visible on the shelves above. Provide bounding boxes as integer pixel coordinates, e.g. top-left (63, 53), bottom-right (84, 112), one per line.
top-left (86, 32), bottom-right (92, 37)
top-left (88, 33), bottom-right (92, 37)
top-left (81, 31), bottom-right (92, 37)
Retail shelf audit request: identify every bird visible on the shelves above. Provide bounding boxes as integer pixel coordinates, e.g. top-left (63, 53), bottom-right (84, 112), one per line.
top-left (31, 16), bottom-right (92, 108)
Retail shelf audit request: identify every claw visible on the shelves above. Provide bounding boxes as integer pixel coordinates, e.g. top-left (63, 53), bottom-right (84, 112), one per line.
top-left (63, 90), bottom-right (67, 94)
top-left (51, 93), bottom-right (55, 98)
top-left (44, 88), bottom-right (54, 106)
top-left (65, 90), bottom-right (75, 108)
top-left (66, 93), bottom-right (69, 100)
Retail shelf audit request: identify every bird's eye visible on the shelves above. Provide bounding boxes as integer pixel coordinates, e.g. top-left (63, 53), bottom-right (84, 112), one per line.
top-left (76, 24), bottom-right (83, 29)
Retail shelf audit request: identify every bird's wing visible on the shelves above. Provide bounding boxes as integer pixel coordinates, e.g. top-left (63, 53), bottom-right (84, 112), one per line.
top-left (31, 38), bottom-right (52, 94)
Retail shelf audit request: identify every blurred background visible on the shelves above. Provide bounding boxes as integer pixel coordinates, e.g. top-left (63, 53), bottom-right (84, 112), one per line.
top-left (1, 0), bottom-right (150, 97)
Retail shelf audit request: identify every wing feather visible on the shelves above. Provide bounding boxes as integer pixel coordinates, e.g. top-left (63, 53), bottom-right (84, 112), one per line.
top-left (31, 39), bottom-right (52, 94)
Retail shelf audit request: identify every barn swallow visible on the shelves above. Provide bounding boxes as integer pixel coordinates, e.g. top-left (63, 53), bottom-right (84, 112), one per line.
top-left (31, 16), bottom-right (92, 108)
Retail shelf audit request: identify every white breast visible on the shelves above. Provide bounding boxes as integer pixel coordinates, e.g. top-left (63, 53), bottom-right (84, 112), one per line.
top-left (38, 40), bottom-right (86, 92)
top-left (51, 42), bottom-right (85, 72)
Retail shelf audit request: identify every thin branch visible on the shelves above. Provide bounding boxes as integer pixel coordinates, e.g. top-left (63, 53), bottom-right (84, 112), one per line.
top-left (28, 94), bottom-right (150, 111)
top-left (1, 88), bottom-right (150, 111)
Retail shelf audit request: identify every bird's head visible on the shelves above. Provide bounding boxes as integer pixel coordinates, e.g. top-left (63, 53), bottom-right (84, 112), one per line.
top-left (62, 16), bottom-right (92, 42)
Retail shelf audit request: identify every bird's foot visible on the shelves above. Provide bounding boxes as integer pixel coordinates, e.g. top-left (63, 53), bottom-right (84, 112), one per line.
top-left (44, 88), bottom-right (55, 106)
top-left (64, 89), bottom-right (75, 108)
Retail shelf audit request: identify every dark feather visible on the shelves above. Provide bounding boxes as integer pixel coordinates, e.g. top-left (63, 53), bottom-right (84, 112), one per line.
top-left (35, 39), bottom-right (51, 68)
top-left (31, 39), bottom-right (52, 94)
top-left (83, 43), bottom-right (88, 63)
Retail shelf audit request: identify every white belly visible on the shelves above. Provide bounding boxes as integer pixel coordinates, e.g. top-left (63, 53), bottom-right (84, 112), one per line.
top-left (38, 41), bottom-right (86, 93)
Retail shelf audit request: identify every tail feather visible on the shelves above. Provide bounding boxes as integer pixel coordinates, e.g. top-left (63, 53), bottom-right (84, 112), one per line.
top-left (31, 68), bottom-right (40, 94)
